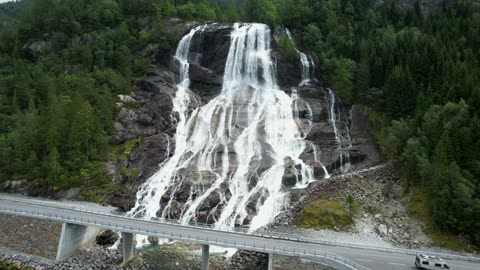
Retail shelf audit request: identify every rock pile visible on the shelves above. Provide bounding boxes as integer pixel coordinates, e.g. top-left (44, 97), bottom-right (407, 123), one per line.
top-left (275, 161), bottom-right (431, 248)
top-left (0, 245), bottom-right (148, 270)
top-left (215, 250), bottom-right (268, 270)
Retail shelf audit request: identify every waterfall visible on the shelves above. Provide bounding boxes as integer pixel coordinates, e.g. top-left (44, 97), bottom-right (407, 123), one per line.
top-left (125, 25), bottom-right (205, 246)
top-left (287, 29), bottom-right (330, 177)
top-left (327, 88), bottom-right (352, 173)
top-left (285, 29), bottom-right (315, 86)
top-left (311, 142), bottom-right (331, 179)
top-left (290, 88), bottom-right (314, 137)
top-left (127, 23), bottom-right (316, 244)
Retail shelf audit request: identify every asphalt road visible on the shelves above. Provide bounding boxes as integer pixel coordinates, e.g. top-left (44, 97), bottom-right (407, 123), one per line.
top-left (0, 195), bottom-right (479, 270)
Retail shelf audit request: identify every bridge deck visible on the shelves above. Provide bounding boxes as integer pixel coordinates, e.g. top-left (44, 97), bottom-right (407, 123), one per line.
top-left (1, 194), bottom-right (479, 270)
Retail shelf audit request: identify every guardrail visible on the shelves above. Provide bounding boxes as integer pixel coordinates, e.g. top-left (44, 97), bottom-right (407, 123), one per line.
top-left (0, 205), bottom-right (369, 270)
top-left (2, 195), bottom-right (480, 264)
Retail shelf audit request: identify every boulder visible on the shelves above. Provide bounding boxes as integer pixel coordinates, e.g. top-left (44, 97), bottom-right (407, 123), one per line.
top-left (147, 236), bottom-right (159, 245)
top-left (3, 179), bottom-right (29, 194)
top-left (96, 230), bottom-right (119, 246)
top-left (376, 224), bottom-right (388, 236)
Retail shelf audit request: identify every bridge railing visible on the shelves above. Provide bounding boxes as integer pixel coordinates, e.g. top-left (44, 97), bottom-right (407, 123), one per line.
top-left (0, 206), bottom-right (369, 270)
top-left (2, 195), bottom-right (480, 264)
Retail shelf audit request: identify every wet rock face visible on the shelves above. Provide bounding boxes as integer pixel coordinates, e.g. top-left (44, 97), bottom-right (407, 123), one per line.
top-left (184, 23), bottom-right (307, 100)
top-left (271, 49), bottom-right (302, 89)
top-left (108, 22), bottom-right (380, 213)
top-left (189, 24), bottom-right (232, 74)
top-left (350, 105), bottom-right (381, 168)
top-left (188, 24), bottom-right (232, 100)
top-left (112, 65), bottom-right (178, 145)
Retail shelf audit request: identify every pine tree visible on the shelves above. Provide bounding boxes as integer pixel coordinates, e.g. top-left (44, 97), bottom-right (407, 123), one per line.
top-left (244, 0), bottom-right (279, 26)
top-left (332, 58), bottom-right (354, 100)
top-left (47, 147), bottom-right (63, 185)
top-left (356, 57), bottom-right (370, 101)
top-left (66, 93), bottom-right (94, 161)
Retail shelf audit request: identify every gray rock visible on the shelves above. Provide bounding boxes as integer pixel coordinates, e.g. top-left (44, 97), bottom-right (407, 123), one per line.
top-left (3, 179), bottom-right (29, 194)
top-left (376, 224), bottom-right (388, 236)
top-left (96, 230), bottom-right (119, 246)
top-left (24, 41), bottom-right (50, 52)
top-left (147, 236), bottom-right (159, 245)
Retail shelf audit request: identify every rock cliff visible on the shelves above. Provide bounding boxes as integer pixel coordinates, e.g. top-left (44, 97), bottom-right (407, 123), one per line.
top-left (107, 22), bottom-right (381, 214)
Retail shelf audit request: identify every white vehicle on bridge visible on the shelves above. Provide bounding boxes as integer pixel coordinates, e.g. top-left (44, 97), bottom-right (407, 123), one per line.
top-left (415, 253), bottom-right (451, 269)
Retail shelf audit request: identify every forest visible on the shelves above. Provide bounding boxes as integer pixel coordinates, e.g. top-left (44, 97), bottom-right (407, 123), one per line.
top-left (0, 0), bottom-right (478, 246)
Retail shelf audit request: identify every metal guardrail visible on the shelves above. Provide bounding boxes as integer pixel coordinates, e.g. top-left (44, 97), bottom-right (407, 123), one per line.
top-left (0, 206), bottom-right (369, 270)
top-left (2, 195), bottom-right (480, 264)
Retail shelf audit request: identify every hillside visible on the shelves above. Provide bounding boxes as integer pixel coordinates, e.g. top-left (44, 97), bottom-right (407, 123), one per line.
top-left (0, 0), bottom-right (30, 29)
top-left (0, 0), bottom-right (478, 256)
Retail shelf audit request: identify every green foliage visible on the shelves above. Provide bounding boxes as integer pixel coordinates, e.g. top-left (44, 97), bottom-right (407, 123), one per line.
top-left (332, 58), bottom-right (354, 99)
top-left (345, 194), bottom-right (359, 219)
top-left (177, 1), bottom-right (217, 22)
top-left (278, 35), bottom-right (297, 60)
top-left (0, 0), bottom-right (479, 247)
top-left (384, 65), bottom-right (416, 118)
top-left (408, 186), bottom-right (478, 252)
top-left (294, 199), bottom-right (352, 230)
top-left (113, 138), bottom-right (141, 162)
top-left (244, 0), bottom-right (279, 26)
top-left (0, 261), bottom-right (32, 270)
top-left (0, 0), bottom-right (31, 30)
top-left (0, 0), bottom-right (171, 189)
top-left (385, 100), bottom-right (480, 246)
top-left (302, 24), bottom-right (322, 52)
top-left (271, 0), bottom-right (480, 246)
top-left (382, 119), bottom-right (412, 159)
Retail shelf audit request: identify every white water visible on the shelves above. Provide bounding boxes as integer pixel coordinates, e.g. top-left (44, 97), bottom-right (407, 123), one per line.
top-left (127, 23), bottom-right (316, 245)
top-left (327, 88), bottom-right (352, 173)
top-left (311, 142), bottom-right (331, 178)
top-left (285, 29), bottom-right (315, 86)
top-left (290, 88), bottom-right (313, 137)
top-left (286, 29), bottom-right (330, 178)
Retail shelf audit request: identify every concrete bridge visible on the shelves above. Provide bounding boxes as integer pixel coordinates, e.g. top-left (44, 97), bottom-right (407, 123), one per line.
top-left (1, 194), bottom-right (480, 270)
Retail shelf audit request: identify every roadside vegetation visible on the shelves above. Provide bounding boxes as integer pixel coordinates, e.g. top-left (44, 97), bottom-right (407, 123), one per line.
top-left (294, 199), bottom-right (352, 230)
top-left (408, 186), bottom-right (479, 252)
top-left (0, 261), bottom-right (31, 270)
top-left (0, 0), bottom-right (478, 247)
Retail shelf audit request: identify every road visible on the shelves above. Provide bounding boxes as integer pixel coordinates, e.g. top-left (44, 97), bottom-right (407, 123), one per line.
top-left (0, 194), bottom-right (479, 270)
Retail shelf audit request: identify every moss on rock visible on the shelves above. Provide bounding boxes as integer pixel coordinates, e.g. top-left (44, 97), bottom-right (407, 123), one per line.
top-left (294, 199), bottom-right (352, 230)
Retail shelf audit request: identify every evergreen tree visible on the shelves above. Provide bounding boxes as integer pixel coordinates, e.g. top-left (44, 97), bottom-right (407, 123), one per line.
top-left (332, 58), bottom-right (354, 99)
top-left (244, 0), bottom-right (279, 26)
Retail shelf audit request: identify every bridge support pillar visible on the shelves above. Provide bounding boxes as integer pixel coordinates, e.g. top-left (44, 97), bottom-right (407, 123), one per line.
top-left (202, 244), bottom-right (209, 270)
top-left (56, 223), bottom-right (101, 261)
top-left (268, 253), bottom-right (273, 270)
top-left (122, 232), bottom-right (135, 264)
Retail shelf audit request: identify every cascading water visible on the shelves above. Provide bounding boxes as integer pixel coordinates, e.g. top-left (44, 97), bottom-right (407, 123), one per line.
top-left (285, 29), bottom-right (315, 86)
top-left (311, 142), bottom-right (331, 178)
top-left (286, 29), bottom-right (330, 178)
top-left (125, 25), bottom-right (206, 246)
top-left (127, 23), bottom-right (316, 246)
top-left (327, 88), bottom-right (352, 173)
